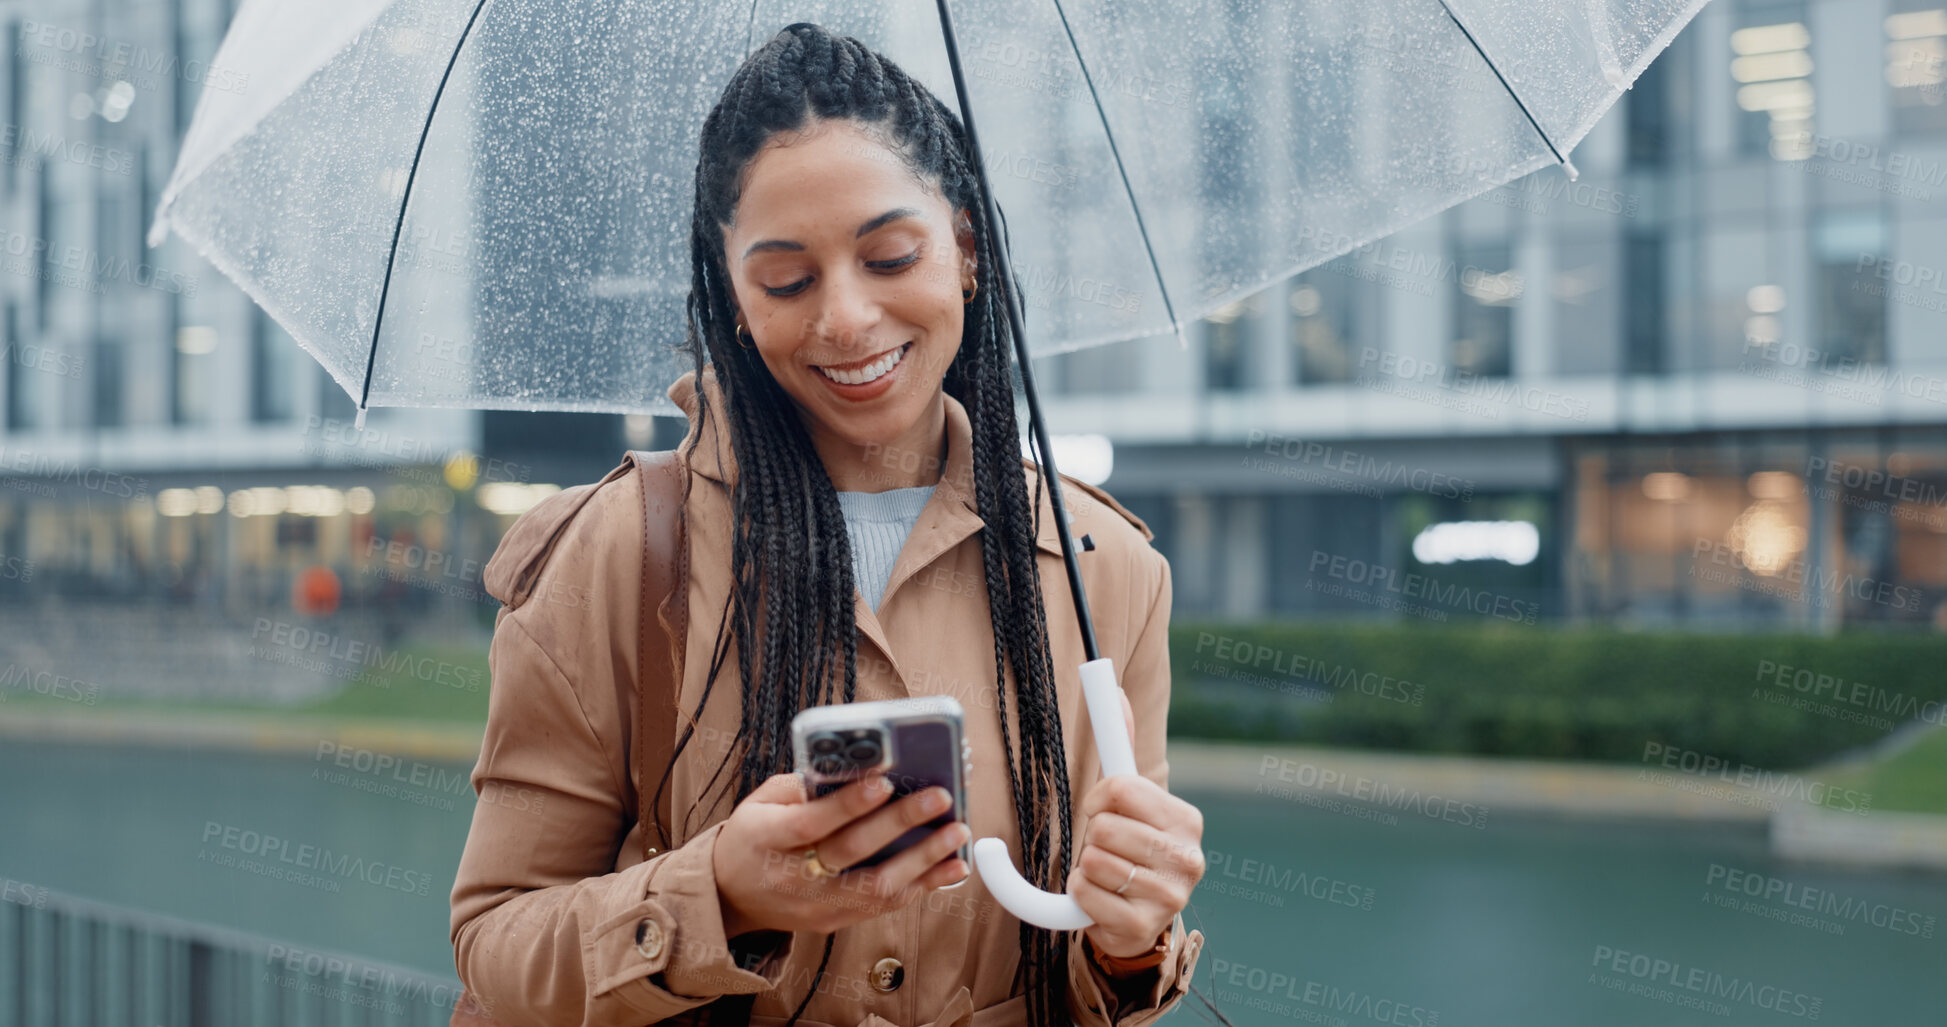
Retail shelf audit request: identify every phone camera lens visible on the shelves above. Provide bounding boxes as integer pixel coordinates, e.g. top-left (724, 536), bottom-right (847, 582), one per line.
top-left (846, 739), bottom-right (881, 764)
top-left (812, 755), bottom-right (845, 776)
top-left (810, 734), bottom-right (841, 755)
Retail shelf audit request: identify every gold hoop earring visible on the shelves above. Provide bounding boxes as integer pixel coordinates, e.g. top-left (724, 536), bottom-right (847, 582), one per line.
top-left (734, 320), bottom-right (755, 349)
top-left (962, 278), bottom-right (978, 304)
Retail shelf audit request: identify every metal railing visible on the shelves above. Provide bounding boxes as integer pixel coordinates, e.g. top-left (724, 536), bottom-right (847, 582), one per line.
top-left (1, 881), bottom-right (465, 1026)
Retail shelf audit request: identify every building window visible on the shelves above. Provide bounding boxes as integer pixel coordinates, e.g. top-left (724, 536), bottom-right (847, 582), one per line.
top-left (1886, 2), bottom-right (1947, 134)
top-left (319, 363), bottom-right (356, 423)
top-left (3, 301), bottom-right (26, 431)
top-left (1450, 242), bottom-right (1517, 378)
top-left (1815, 211), bottom-right (1886, 366)
top-left (1731, 2), bottom-right (1813, 159)
top-left (1626, 47), bottom-right (1670, 167)
top-left (250, 307), bottom-right (296, 422)
top-left (1553, 235), bottom-right (1621, 376)
top-left (35, 156), bottom-right (53, 332)
top-left (1624, 233), bottom-right (1667, 375)
top-left (1053, 334), bottom-right (1144, 395)
top-left (1289, 271), bottom-right (1363, 385)
top-left (172, 296), bottom-right (215, 425)
top-left (2, 17), bottom-right (21, 200)
top-left (93, 339), bottom-right (124, 428)
top-left (1203, 293), bottom-right (1261, 392)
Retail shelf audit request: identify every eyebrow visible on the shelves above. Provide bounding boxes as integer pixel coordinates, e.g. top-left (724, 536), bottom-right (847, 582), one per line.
top-left (741, 207), bottom-right (923, 262)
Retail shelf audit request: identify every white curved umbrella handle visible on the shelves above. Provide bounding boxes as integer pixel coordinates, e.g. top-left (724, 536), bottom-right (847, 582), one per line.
top-left (973, 657), bottom-right (1136, 931)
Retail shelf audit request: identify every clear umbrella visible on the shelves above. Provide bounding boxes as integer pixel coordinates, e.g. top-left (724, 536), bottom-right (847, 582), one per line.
top-left (149, 0), bottom-right (1707, 422)
top-left (149, 0), bottom-right (1710, 937)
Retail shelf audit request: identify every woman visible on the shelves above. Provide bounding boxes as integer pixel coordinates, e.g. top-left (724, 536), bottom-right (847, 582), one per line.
top-left (450, 22), bottom-right (1205, 1027)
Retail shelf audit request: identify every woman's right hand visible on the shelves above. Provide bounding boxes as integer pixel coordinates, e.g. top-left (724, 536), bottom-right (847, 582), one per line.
top-left (713, 770), bottom-right (973, 937)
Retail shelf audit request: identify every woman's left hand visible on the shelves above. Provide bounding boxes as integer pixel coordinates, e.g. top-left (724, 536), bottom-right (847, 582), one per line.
top-left (1066, 690), bottom-right (1205, 961)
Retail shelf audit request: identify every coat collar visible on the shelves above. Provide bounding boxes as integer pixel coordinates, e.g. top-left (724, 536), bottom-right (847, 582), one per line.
top-left (664, 365), bottom-right (1071, 559)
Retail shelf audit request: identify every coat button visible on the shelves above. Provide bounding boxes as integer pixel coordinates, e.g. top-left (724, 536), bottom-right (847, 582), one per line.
top-left (870, 956), bottom-right (904, 992)
top-left (635, 918), bottom-right (665, 961)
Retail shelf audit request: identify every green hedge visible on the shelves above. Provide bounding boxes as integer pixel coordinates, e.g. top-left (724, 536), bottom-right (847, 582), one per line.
top-left (1167, 622), bottom-right (1947, 769)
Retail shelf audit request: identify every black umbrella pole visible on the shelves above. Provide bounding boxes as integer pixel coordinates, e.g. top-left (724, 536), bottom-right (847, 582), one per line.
top-left (933, 0), bottom-right (1101, 665)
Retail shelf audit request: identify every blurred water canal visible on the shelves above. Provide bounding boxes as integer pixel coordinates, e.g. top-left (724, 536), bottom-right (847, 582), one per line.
top-left (1, 740), bottom-right (1941, 1025)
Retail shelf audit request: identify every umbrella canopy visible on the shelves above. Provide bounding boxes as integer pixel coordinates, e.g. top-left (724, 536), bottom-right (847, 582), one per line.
top-left (148, 0), bottom-right (1708, 420)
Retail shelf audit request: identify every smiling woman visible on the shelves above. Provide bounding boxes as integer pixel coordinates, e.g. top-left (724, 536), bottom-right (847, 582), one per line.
top-left (448, 21), bottom-right (1205, 1027)
top-left (723, 126), bottom-right (978, 491)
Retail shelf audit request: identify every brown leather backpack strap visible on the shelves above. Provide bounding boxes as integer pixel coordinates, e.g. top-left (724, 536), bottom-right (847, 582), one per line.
top-left (631, 448), bottom-right (687, 861)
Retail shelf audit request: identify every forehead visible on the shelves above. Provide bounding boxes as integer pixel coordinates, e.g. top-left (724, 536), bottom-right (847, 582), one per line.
top-left (728, 120), bottom-right (943, 235)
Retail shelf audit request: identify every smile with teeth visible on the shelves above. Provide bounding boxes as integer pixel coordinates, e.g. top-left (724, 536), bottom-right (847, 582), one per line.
top-left (816, 342), bottom-right (911, 386)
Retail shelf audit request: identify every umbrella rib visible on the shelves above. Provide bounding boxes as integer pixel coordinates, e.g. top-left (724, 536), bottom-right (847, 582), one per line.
top-left (356, 0), bottom-right (495, 427)
top-left (1433, 0), bottom-right (1580, 178)
top-left (1044, 0), bottom-right (1190, 349)
top-left (932, 0), bottom-right (1101, 663)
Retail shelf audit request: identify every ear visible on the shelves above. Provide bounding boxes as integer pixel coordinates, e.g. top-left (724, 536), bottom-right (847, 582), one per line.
top-left (953, 207), bottom-right (977, 275)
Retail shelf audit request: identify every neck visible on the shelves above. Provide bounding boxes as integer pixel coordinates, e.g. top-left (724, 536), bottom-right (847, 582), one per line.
top-left (807, 392), bottom-right (948, 492)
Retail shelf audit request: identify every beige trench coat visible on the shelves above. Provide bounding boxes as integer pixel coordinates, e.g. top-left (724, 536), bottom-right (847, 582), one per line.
top-left (449, 365), bottom-right (1205, 1027)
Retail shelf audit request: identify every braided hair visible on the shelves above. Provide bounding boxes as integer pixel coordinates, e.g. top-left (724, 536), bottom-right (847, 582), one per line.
top-left (653, 21), bottom-right (1075, 1027)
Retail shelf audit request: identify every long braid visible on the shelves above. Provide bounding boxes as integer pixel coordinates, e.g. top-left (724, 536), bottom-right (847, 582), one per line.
top-left (661, 23), bottom-right (1075, 1027)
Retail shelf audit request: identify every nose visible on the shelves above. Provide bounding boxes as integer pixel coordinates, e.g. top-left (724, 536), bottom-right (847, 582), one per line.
top-left (811, 266), bottom-right (882, 349)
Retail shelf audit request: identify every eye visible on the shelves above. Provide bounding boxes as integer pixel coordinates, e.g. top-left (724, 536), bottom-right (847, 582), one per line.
top-left (761, 250), bottom-right (921, 298)
top-left (764, 279), bottom-right (809, 298)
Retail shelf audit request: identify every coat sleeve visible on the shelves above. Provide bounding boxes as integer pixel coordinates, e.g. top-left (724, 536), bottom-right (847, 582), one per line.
top-left (1066, 550), bottom-right (1206, 1027)
top-left (449, 605), bottom-right (794, 1026)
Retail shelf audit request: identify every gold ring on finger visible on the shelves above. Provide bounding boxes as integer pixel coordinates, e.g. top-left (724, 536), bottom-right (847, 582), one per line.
top-left (803, 846), bottom-right (840, 879)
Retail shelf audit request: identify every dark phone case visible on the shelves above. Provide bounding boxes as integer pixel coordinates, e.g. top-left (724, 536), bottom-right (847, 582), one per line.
top-left (811, 719), bottom-right (961, 869)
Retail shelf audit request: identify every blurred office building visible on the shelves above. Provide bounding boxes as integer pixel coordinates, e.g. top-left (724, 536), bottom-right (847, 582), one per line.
top-left (1, 0), bottom-right (1944, 646)
top-left (1048, 0), bottom-right (1947, 632)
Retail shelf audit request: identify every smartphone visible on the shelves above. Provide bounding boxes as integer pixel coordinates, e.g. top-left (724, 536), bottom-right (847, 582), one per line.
top-left (790, 695), bottom-right (971, 877)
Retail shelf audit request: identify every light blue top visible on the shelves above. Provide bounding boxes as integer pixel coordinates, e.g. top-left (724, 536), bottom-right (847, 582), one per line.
top-left (834, 484), bottom-right (937, 613)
